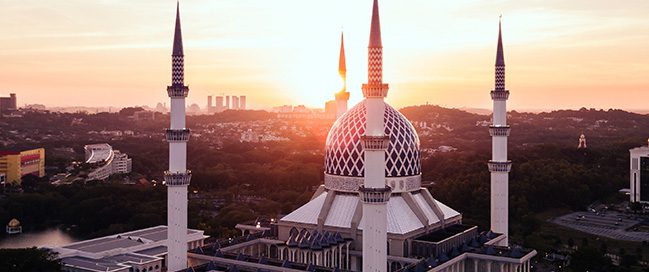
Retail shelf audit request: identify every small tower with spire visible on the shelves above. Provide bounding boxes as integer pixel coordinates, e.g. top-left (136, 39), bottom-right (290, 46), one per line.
top-left (165, 2), bottom-right (192, 271)
top-left (489, 16), bottom-right (511, 246)
top-left (335, 32), bottom-right (350, 118)
top-left (359, 0), bottom-right (391, 271)
top-left (578, 133), bottom-right (587, 149)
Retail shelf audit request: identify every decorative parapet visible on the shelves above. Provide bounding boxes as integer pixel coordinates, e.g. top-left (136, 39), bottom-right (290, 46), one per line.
top-left (361, 135), bottom-right (390, 150)
top-left (166, 129), bottom-right (191, 142)
top-left (359, 186), bottom-right (392, 204)
top-left (324, 174), bottom-right (421, 193)
top-left (490, 90), bottom-right (509, 101)
top-left (167, 85), bottom-right (189, 98)
top-left (489, 126), bottom-right (511, 137)
top-left (164, 170), bottom-right (192, 186)
top-left (362, 84), bottom-right (389, 98)
top-left (488, 161), bottom-right (512, 173)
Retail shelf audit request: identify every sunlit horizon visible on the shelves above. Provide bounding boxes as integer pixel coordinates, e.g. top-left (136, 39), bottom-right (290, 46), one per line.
top-left (1, 0), bottom-right (648, 111)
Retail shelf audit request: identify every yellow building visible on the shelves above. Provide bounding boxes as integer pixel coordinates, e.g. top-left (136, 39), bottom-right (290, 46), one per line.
top-left (0, 148), bottom-right (45, 185)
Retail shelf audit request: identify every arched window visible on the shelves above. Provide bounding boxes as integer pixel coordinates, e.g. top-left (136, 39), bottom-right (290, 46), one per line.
top-left (290, 227), bottom-right (299, 237)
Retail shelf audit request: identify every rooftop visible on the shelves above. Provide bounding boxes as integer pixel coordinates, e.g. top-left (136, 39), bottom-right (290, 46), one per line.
top-left (414, 224), bottom-right (475, 243)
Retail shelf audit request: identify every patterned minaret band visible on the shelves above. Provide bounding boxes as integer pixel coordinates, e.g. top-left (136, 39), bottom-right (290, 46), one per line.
top-left (489, 17), bottom-right (511, 247)
top-left (165, 2), bottom-right (191, 271)
top-left (362, 0), bottom-right (389, 98)
top-left (360, 0), bottom-right (391, 271)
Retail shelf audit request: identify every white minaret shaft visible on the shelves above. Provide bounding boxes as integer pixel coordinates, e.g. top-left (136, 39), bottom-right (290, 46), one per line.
top-left (360, 1), bottom-right (391, 271)
top-left (335, 32), bottom-right (349, 118)
top-left (489, 18), bottom-right (511, 246)
top-left (165, 2), bottom-right (192, 271)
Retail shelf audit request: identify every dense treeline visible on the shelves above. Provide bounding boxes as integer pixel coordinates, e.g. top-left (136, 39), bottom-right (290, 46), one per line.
top-left (0, 248), bottom-right (61, 272)
top-left (0, 182), bottom-right (167, 238)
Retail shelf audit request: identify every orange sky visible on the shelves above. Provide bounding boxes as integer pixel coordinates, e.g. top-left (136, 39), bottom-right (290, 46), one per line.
top-left (1, 0), bottom-right (648, 110)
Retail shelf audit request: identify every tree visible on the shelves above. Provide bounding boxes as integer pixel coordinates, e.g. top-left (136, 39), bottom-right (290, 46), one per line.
top-left (20, 174), bottom-right (41, 192)
top-left (118, 107), bottom-right (144, 116)
top-left (0, 248), bottom-right (61, 272)
top-left (568, 246), bottom-right (612, 272)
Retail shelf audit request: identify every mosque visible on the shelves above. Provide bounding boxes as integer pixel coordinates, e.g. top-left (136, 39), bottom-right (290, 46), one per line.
top-left (178, 1), bottom-right (538, 271)
top-left (53, 1), bottom-right (537, 271)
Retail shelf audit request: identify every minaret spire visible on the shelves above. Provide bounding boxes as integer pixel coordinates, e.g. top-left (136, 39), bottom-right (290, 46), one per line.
top-left (173, 1), bottom-right (184, 57)
top-left (496, 15), bottom-right (504, 67)
top-left (339, 32), bottom-right (346, 79)
top-left (489, 16), bottom-right (511, 247)
top-left (369, 0), bottom-right (382, 48)
top-left (335, 32), bottom-right (350, 118)
top-left (165, 1), bottom-right (192, 271)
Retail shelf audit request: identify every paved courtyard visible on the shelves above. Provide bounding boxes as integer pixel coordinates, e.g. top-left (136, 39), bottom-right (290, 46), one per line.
top-left (552, 211), bottom-right (649, 242)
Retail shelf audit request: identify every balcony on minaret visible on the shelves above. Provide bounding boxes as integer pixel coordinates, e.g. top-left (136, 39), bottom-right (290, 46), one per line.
top-left (165, 129), bottom-right (191, 142)
top-left (167, 85), bottom-right (189, 98)
top-left (488, 161), bottom-right (512, 173)
top-left (361, 135), bottom-right (390, 150)
top-left (362, 83), bottom-right (389, 98)
top-left (335, 91), bottom-right (350, 101)
top-left (489, 125), bottom-right (511, 137)
top-left (490, 90), bottom-right (510, 101)
top-left (164, 170), bottom-right (192, 186)
top-left (359, 186), bottom-right (392, 204)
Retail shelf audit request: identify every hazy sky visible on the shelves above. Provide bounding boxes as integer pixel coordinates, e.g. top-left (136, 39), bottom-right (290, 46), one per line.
top-left (2, 0), bottom-right (648, 110)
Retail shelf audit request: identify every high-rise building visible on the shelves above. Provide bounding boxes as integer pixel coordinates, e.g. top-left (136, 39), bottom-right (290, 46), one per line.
top-left (225, 96), bottom-right (230, 109)
top-left (0, 93), bottom-right (17, 114)
top-left (163, 3), bottom-right (192, 271)
top-left (630, 140), bottom-right (649, 203)
top-left (239, 96), bottom-right (246, 110)
top-left (489, 17), bottom-right (511, 246)
top-left (232, 96), bottom-right (240, 110)
top-left (214, 96), bottom-right (224, 112)
top-left (335, 33), bottom-right (349, 119)
top-left (207, 95), bottom-right (213, 111)
top-left (0, 148), bottom-right (45, 185)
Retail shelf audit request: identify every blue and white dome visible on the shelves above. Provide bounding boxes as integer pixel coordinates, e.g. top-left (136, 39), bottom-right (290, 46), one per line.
top-left (323, 100), bottom-right (422, 192)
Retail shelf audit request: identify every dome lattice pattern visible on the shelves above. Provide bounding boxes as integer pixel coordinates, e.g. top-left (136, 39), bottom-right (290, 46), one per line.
top-left (324, 101), bottom-right (421, 177)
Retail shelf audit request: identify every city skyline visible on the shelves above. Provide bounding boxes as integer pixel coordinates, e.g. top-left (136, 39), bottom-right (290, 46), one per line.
top-left (2, 0), bottom-right (648, 110)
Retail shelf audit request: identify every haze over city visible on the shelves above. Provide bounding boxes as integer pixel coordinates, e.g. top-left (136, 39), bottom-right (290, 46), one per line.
top-left (2, 0), bottom-right (648, 110)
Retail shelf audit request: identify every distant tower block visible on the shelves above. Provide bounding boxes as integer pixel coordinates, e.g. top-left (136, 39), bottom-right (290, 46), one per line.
top-left (232, 96), bottom-right (240, 110)
top-left (207, 96), bottom-right (213, 110)
top-left (578, 133), bottom-right (587, 149)
top-left (164, 2), bottom-right (192, 271)
top-left (489, 17), bottom-right (511, 247)
top-left (225, 96), bottom-right (230, 109)
top-left (335, 32), bottom-right (350, 119)
top-left (239, 96), bottom-right (246, 110)
top-left (215, 96), bottom-right (224, 112)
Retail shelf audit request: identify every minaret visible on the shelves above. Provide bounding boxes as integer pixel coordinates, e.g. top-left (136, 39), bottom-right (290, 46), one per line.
top-left (335, 32), bottom-right (349, 118)
top-left (489, 17), bottom-right (511, 246)
top-left (165, 2), bottom-right (192, 271)
top-left (359, 0), bottom-right (391, 271)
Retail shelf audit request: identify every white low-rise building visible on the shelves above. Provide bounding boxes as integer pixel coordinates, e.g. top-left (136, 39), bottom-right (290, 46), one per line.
top-left (630, 141), bottom-right (649, 203)
top-left (84, 144), bottom-right (132, 181)
top-left (48, 226), bottom-right (207, 272)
